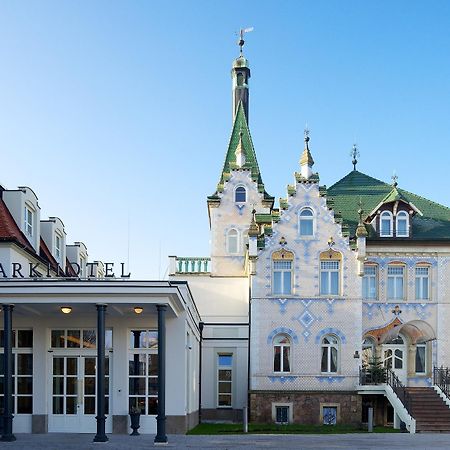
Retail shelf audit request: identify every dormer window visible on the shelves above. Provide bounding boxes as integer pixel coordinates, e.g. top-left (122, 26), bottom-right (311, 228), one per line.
top-left (24, 206), bottom-right (33, 237)
top-left (380, 211), bottom-right (393, 237)
top-left (396, 211), bottom-right (409, 237)
top-left (235, 186), bottom-right (246, 203)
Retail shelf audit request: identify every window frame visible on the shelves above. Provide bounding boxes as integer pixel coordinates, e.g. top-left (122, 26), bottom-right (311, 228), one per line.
top-left (362, 264), bottom-right (378, 300)
top-left (217, 353), bottom-right (233, 408)
top-left (298, 207), bottom-right (315, 237)
top-left (387, 264), bottom-right (405, 300)
top-left (226, 229), bottom-right (240, 254)
top-left (415, 265), bottom-right (430, 300)
top-left (379, 210), bottom-right (393, 237)
top-left (24, 205), bottom-right (33, 237)
top-left (320, 334), bottom-right (340, 374)
top-left (55, 234), bottom-right (62, 261)
top-left (320, 260), bottom-right (341, 296)
top-left (234, 186), bottom-right (247, 203)
top-left (396, 211), bottom-right (409, 237)
top-left (273, 334), bottom-right (291, 374)
top-left (415, 343), bottom-right (427, 374)
top-left (272, 250), bottom-right (294, 296)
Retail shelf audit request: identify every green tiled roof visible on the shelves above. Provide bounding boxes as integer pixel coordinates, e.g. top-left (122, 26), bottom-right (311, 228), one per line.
top-left (327, 170), bottom-right (450, 240)
top-left (208, 101), bottom-right (273, 203)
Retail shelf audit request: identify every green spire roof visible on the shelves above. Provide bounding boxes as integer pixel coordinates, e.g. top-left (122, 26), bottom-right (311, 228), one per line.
top-left (327, 170), bottom-right (450, 240)
top-left (208, 101), bottom-right (273, 202)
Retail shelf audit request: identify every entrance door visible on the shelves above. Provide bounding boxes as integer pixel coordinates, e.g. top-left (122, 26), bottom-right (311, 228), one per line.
top-left (48, 355), bottom-right (111, 433)
top-left (382, 337), bottom-right (407, 384)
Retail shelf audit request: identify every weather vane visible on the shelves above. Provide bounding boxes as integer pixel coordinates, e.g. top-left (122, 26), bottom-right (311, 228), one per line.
top-left (238, 27), bottom-right (254, 55)
top-left (392, 171), bottom-right (398, 187)
top-left (350, 143), bottom-right (359, 171)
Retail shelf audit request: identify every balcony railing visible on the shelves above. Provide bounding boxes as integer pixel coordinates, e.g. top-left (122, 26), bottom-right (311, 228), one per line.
top-left (171, 257), bottom-right (210, 274)
top-left (433, 366), bottom-right (450, 399)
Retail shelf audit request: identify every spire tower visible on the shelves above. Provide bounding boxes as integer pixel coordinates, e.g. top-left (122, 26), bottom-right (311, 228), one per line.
top-left (300, 128), bottom-right (315, 179)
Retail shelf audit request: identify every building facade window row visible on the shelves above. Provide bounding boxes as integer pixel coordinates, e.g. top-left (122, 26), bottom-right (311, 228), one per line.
top-left (363, 263), bottom-right (431, 300)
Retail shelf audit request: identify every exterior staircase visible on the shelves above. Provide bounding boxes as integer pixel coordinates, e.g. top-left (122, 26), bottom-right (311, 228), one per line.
top-left (406, 387), bottom-right (450, 432)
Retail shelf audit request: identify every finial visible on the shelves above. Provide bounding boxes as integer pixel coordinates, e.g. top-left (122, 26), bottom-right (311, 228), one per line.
top-left (237, 27), bottom-right (254, 55)
top-left (350, 143), bottom-right (359, 171)
top-left (392, 171), bottom-right (398, 187)
top-left (304, 126), bottom-right (310, 149)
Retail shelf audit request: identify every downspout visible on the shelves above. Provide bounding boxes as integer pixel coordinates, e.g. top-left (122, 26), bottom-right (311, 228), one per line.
top-left (198, 321), bottom-right (204, 424)
top-left (247, 274), bottom-right (252, 421)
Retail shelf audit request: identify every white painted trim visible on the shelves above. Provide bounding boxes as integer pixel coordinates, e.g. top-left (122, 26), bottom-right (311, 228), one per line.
top-left (433, 385), bottom-right (450, 408)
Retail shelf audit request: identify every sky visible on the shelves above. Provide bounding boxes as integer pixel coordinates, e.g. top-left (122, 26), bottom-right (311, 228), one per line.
top-left (1, 1), bottom-right (449, 279)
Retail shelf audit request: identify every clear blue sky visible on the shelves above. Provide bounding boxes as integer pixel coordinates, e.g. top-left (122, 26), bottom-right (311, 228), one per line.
top-left (1, 1), bottom-right (449, 278)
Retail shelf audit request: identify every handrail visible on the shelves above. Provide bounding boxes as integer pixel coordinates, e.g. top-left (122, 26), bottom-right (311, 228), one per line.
top-left (433, 366), bottom-right (450, 399)
top-left (359, 366), bottom-right (410, 410)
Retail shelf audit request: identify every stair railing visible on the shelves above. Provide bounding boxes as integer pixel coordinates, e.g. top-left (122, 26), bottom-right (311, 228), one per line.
top-left (433, 366), bottom-right (450, 399)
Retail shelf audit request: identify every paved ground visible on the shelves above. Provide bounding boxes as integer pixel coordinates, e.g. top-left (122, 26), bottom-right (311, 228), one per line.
top-left (1, 433), bottom-right (450, 450)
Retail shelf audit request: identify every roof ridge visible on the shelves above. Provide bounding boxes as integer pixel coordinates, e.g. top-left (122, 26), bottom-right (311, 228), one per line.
top-left (328, 170), bottom-right (388, 191)
top-left (398, 187), bottom-right (450, 214)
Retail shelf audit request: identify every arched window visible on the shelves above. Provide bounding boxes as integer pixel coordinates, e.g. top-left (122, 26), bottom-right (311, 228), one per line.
top-left (380, 211), bottom-right (393, 237)
top-left (227, 229), bottom-right (239, 254)
top-left (273, 334), bottom-right (291, 373)
top-left (235, 186), bottom-right (246, 203)
top-left (299, 208), bottom-right (314, 236)
top-left (272, 249), bottom-right (294, 295)
top-left (319, 250), bottom-right (342, 296)
top-left (362, 337), bottom-right (375, 368)
top-left (396, 211), bottom-right (409, 237)
top-left (321, 335), bottom-right (339, 373)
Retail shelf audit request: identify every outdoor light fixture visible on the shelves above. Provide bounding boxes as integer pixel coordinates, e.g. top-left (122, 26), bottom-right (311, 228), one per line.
top-left (60, 306), bottom-right (72, 314)
top-left (134, 306), bottom-right (143, 314)
top-left (353, 351), bottom-right (360, 359)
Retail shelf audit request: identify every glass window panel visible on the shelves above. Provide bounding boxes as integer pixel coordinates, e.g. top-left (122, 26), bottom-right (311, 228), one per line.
top-left (130, 330), bottom-right (148, 349)
top-left (17, 330), bottom-right (33, 348)
top-left (395, 277), bottom-right (403, 299)
top-left (381, 218), bottom-right (391, 235)
top-left (320, 271), bottom-right (328, 295)
top-left (105, 357), bottom-right (109, 376)
top-left (17, 377), bottom-right (32, 394)
top-left (51, 330), bottom-right (65, 348)
top-left (85, 358), bottom-right (96, 376)
top-left (17, 354), bottom-right (32, 375)
top-left (148, 354), bottom-right (158, 376)
top-left (105, 397), bottom-right (109, 415)
top-left (53, 357), bottom-right (64, 375)
top-left (330, 347), bottom-right (338, 372)
top-left (218, 355), bottom-right (232, 366)
top-left (53, 377), bottom-right (63, 395)
top-left (67, 330), bottom-right (81, 348)
top-left (235, 187), bottom-right (246, 202)
top-left (323, 406), bottom-right (337, 425)
top-left (273, 272), bottom-right (282, 294)
top-left (387, 277), bottom-right (394, 299)
top-left (17, 396), bottom-right (32, 414)
top-left (84, 397), bottom-right (95, 415)
top-left (105, 330), bottom-right (113, 349)
top-left (84, 377), bottom-right (95, 395)
top-left (129, 377), bottom-right (146, 395)
top-left (218, 394), bottom-right (231, 407)
top-left (66, 396), bottom-right (77, 414)
top-left (148, 378), bottom-right (158, 395)
top-left (53, 397), bottom-right (63, 414)
top-left (394, 357), bottom-right (403, 369)
top-left (148, 397), bottom-right (158, 415)
top-left (283, 346), bottom-right (290, 372)
top-left (273, 347), bottom-right (281, 372)
top-left (83, 330), bottom-right (96, 349)
top-left (66, 358), bottom-right (77, 375)
top-left (330, 272), bottom-right (339, 295)
top-left (146, 332), bottom-right (158, 349)
top-left (66, 377), bottom-right (77, 395)
top-left (283, 272), bottom-right (291, 294)
top-left (129, 354), bottom-right (146, 375)
top-left (218, 382), bottom-right (231, 393)
top-left (218, 369), bottom-right (232, 381)
top-left (321, 347), bottom-right (328, 372)
top-left (300, 219), bottom-right (313, 236)
top-left (416, 346), bottom-right (426, 373)
top-left (129, 397), bottom-right (146, 414)
top-left (276, 406), bottom-right (289, 423)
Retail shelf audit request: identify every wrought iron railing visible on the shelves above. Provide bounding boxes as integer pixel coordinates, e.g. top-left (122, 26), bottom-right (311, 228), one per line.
top-left (359, 367), bottom-right (410, 410)
top-left (433, 366), bottom-right (450, 399)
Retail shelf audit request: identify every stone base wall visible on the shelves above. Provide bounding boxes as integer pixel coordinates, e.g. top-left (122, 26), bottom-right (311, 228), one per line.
top-left (250, 391), bottom-right (362, 426)
top-left (201, 408), bottom-right (243, 422)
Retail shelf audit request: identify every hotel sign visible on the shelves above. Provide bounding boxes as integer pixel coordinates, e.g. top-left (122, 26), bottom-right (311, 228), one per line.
top-left (0, 262), bottom-right (131, 279)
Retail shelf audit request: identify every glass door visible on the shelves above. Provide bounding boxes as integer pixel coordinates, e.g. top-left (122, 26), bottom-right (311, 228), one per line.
top-left (49, 355), bottom-right (111, 433)
top-left (382, 345), bottom-right (406, 384)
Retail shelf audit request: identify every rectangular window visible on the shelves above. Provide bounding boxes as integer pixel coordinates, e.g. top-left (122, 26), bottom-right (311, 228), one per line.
top-left (129, 329), bottom-right (158, 415)
top-left (323, 406), bottom-right (337, 425)
top-left (362, 265), bottom-right (377, 299)
top-left (320, 261), bottom-right (340, 295)
top-left (380, 218), bottom-right (391, 237)
top-left (50, 329), bottom-right (112, 349)
top-left (55, 235), bottom-right (61, 260)
top-left (415, 267), bottom-right (430, 300)
top-left (273, 260), bottom-right (292, 295)
top-left (275, 406), bottom-right (289, 424)
top-left (24, 206), bottom-right (33, 237)
top-left (415, 345), bottom-right (426, 374)
top-left (0, 329), bottom-right (33, 414)
top-left (217, 354), bottom-right (232, 408)
top-left (387, 266), bottom-right (404, 300)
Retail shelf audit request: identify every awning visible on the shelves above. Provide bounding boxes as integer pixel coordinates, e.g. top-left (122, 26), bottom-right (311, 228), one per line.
top-left (379, 320), bottom-right (436, 344)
